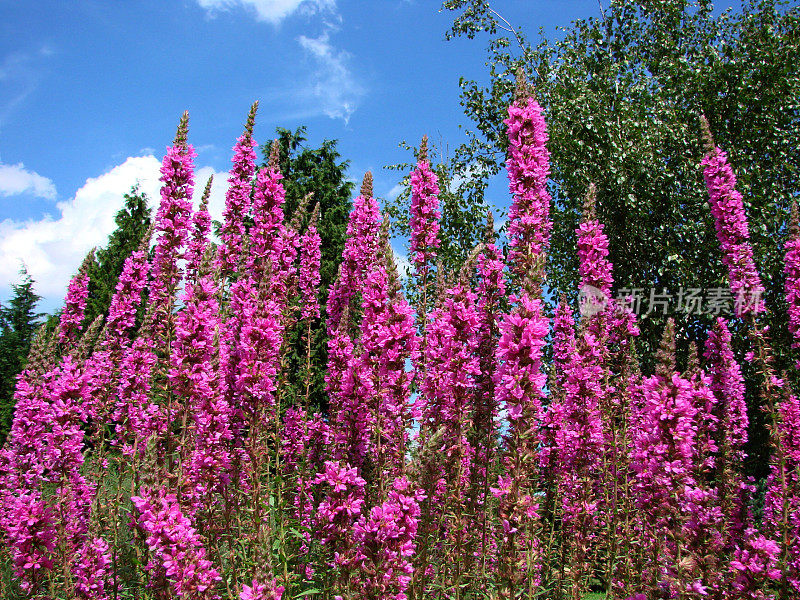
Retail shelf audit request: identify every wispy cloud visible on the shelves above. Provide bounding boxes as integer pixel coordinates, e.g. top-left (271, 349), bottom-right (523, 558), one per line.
top-left (0, 163), bottom-right (57, 200)
top-left (387, 183), bottom-right (405, 201)
top-left (296, 30), bottom-right (365, 123)
top-left (392, 245), bottom-right (411, 281)
top-left (0, 154), bottom-right (228, 304)
top-left (0, 47), bottom-right (52, 128)
top-left (196, 0), bottom-right (335, 24)
top-left (195, 0), bottom-right (362, 123)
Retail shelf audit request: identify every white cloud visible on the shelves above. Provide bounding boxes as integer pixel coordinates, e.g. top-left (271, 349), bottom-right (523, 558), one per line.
top-left (392, 245), bottom-right (411, 280)
top-left (195, 165), bottom-right (230, 225)
top-left (0, 162), bottom-right (57, 200)
top-left (387, 183), bottom-right (405, 201)
top-left (0, 155), bottom-right (229, 304)
top-left (197, 0), bottom-right (335, 23)
top-left (297, 31), bottom-right (365, 123)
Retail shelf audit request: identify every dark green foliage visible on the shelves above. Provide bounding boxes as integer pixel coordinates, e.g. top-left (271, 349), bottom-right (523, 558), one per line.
top-left (444, 0), bottom-right (800, 477)
top-left (261, 127), bottom-right (353, 412)
top-left (84, 185), bottom-right (152, 328)
top-left (0, 267), bottom-right (43, 443)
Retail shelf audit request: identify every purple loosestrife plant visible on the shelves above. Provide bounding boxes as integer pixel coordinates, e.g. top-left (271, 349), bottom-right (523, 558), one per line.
top-left (417, 280), bottom-right (481, 594)
top-left (326, 173), bottom-right (381, 335)
top-left (185, 176), bottom-right (213, 282)
top-left (113, 333), bottom-right (162, 458)
top-left (130, 490), bottom-right (222, 599)
top-left (554, 324), bottom-right (607, 598)
top-left (470, 210), bottom-right (506, 536)
top-left (629, 322), bottom-right (722, 597)
top-left (281, 408), bottom-right (331, 569)
top-left (681, 356), bottom-right (728, 596)
top-left (248, 140), bottom-right (286, 282)
top-left (314, 461), bottom-right (367, 594)
top-left (171, 273), bottom-right (233, 512)
top-left (269, 212), bottom-right (300, 305)
top-left (1, 366), bottom-right (61, 593)
top-left (3, 354), bottom-right (113, 598)
top-left (217, 102), bottom-right (258, 279)
top-left (730, 530), bottom-right (781, 599)
top-left (491, 72), bottom-right (553, 598)
top-left (351, 476), bottom-right (424, 600)
top-left (299, 204), bottom-right (322, 323)
top-left (150, 113), bottom-right (195, 309)
top-left (298, 203), bottom-right (322, 413)
top-left (0, 490), bottom-right (56, 592)
top-left (360, 228), bottom-right (420, 489)
top-left (704, 318), bottom-right (751, 550)
top-left (58, 251), bottom-right (93, 346)
top-left (326, 174), bottom-right (382, 469)
top-left (784, 202), bottom-right (800, 355)
top-left (240, 578), bottom-right (284, 600)
top-left (419, 282), bottom-right (481, 496)
top-left (73, 536), bottom-right (112, 600)
top-left (224, 272), bottom-right (285, 560)
top-left (409, 135), bottom-right (441, 275)
top-left (85, 230), bottom-right (153, 433)
top-left (504, 73), bottom-right (552, 283)
top-left (229, 276), bottom-right (285, 432)
top-left (409, 134), bottom-right (441, 329)
top-left (492, 293), bottom-right (549, 596)
top-left (473, 215), bottom-right (505, 461)
top-left (577, 184), bottom-right (613, 306)
top-left (467, 213), bottom-right (505, 570)
top-left (329, 315), bottom-right (375, 470)
top-left (700, 116), bottom-right (765, 317)
top-left (103, 231), bottom-right (152, 347)
top-left (763, 387), bottom-right (800, 597)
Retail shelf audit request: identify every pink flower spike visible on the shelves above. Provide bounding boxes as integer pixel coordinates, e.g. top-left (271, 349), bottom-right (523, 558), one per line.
top-left (700, 116), bottom-right (765, 317)
top-left (504, 77), bottom-right (552, 280)
top-left (59, 251), bottom-right (93, 345)
top-left (409, 135), bottom-right (441, 279)
top-left (217, 102), bottom-right (258, 278)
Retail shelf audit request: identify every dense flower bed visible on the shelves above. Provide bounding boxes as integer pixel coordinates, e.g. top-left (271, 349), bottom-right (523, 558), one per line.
top-left (1, 88), bottom-right (798, 600)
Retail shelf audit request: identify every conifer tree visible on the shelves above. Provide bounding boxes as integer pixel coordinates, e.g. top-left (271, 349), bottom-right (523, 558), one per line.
top-left (0, 267), bottom-right (43, 442)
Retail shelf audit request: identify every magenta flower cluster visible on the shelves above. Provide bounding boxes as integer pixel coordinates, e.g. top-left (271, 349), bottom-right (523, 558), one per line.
top-left (504, 96), bottom-right (552, 278)
top-left (409, 141), bottom-right (441, 274)
top-left (701, 145), bottom-right (766, 317)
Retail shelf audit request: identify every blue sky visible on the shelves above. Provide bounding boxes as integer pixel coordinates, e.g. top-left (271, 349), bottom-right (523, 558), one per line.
top-left (0, 0), bottom-right (611, 310)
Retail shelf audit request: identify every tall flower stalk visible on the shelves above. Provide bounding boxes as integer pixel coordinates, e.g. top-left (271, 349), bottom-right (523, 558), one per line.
top-left (59, 251), bottom-right (94, 346)
top-left (700, 115), bottom-right (765, 317)
top-left (217, 102), bottom-right (258, 281)
top-left (409, 134), bottom-right (441, 328)
top-left (491, 71), bottom-right (552, 598)
top-left (504, 71), bottom-right (552, 285)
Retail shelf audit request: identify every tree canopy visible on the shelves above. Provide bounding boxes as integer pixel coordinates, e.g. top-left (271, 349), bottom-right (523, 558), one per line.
top-left (0, 267), bottom-right (43, 442)
top-left (443, 0), bottom-right (800, 477)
